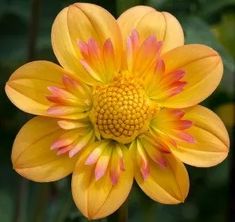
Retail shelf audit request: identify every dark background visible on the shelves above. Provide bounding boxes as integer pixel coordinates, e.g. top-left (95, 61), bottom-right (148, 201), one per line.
top-left (0, 0), bottom-right (234, 221)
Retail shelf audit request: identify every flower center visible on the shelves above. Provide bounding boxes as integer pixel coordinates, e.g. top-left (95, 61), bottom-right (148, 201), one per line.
top-left (90, 77), bottom-right (155, 144)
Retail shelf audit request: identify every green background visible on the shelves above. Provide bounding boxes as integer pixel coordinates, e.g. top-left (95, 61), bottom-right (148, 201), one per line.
top-left (0, 0), bottom-right (234, 221)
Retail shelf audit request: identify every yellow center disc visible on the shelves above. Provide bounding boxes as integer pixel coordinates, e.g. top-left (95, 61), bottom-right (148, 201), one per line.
top-left (90, 77), bottom-right (155, 144)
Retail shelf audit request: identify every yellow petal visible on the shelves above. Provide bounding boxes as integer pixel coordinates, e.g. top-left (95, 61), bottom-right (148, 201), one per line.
top-left (72, 142), bottom-right (133, 219)
top-left (161, 44), bottom-right (223, 108)
top-left (131, 141), bottom-right (189, 204)
top-left (52, 3), bottom-right (122, 85)
top-left (52, 7), bottom-right (95, 85)
top-left (12, 117), bottom-right (77, 182)
top-left (118, 6), bottom-right (184, 54)
top-left (5, 61), bottom-right (66, 116)
top-left (171, 105), bottom-right (229, 167)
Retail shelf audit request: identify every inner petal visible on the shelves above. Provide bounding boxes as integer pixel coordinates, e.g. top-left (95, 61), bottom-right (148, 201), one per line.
top-left (125, 30), bottom-right (187, 101)
top-left (46, 74), bottom-right (92, 119)
top-left (78, 38), bottom-right (118, 84)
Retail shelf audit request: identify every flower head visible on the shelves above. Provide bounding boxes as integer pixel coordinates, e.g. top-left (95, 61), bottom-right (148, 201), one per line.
top-left (5, 3), bottom-right (229, 219)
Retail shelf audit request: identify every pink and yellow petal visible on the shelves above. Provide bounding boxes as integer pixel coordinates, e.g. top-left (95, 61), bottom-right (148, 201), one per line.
top-left (78, 38), bottom-right (118, 83)
top-left (126, 31), bottom-right (163, 76)
top-left (12, 116), bottom-right (77, 182)
top-left (161, 44), bottom-right (223, 108)
top-left (171, 106), bottom-right (229, 167)
top-left (72, 142), bottom-right (133, 219)
top-left (150, 109), bottom-right (192, 137)
top-left (50, 123), bottom-right (95, 158)
top-left (51, 7), bottom-right (93, 83)
top-left (67, 3), bottom-right (122, 58)
top-left (52, 3), bottom-right (122, 84)
top-left (130, 140), bottom-right (189, 204)
top-left (118, 6), bottom-right (184, 54)
top-left (6, 61), bottom-right (91, 119)
top-left (5, 61), bottom-right (66, 116)
top-left (52, 8), bottom-right (92, 85)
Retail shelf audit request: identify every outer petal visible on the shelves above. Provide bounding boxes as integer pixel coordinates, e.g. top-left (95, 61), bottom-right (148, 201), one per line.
top-left (52, 3), bottom-right (122, 85)
top-left (51, 7), bottom-right (92, 84)
top-left (131, 141), bottom-right (189, 204)
top-left (117, 6), bottom-right (184, 53)
top-left (72, 143), bottom-right (133, 219)
top-left (171, 106), bottom-right (229, 167)
top-left (161, 44), bottom-right (223, 108)
top-left (5, 61), bottom-right (65, 116)
top-left (12, 117), bottom-right (77, 182)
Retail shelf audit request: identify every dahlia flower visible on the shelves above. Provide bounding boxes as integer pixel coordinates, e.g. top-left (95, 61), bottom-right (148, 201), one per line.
top-left (5, 3), bottom-right (229, 219)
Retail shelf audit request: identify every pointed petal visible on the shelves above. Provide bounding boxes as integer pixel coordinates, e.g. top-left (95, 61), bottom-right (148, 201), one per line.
top-left (161, 44), bottom-right (223, 108)
top-left (141, 137), bottom-right (167, 168)
top-left (135, 140), bottom-right (150, 179)
top-left (171, 105), bottom-right (229, 167)
top-left (62, 74), bottom-right (91, 97)
top-left (150, 108), bottom-right (194, 145)
top-left (118, 6), bottom-right (184, 54)
top-left (68, 130), bottom-right (95, 158)
top-left (51, 130), bottom-right (78, 150)
top-left (131, 35), bottom-right (162, 76)
top-left (47, 86), bottom-right (80, 106)
top-left (57, 120), bottom-right (88, 130)
top-left (85, 143), bottom-right (106, 165)
top-left (47, 106), bottom-right (89, 120)
top-left (109, 146), bottom-right (125, 185)
top-left (102, 39), bottom-right (117, 82)
top-left (72, 143), bottom-right (133, 220)
top-left (12, 117), bottom-right (77, 182)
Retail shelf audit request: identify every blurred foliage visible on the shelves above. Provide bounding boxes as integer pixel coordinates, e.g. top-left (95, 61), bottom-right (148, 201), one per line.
top-left (216, 103), bottom-right (235, 128)
top-left (0, 0), bottom-right (234, 222)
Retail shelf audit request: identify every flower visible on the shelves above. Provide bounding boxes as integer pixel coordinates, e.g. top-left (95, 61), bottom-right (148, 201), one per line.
top-left (5, 3), bottom-right (229, 220)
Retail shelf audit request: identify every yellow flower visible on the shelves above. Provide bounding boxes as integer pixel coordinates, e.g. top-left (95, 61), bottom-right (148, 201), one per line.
top-left (5, 3), bottom-right (229, 219)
